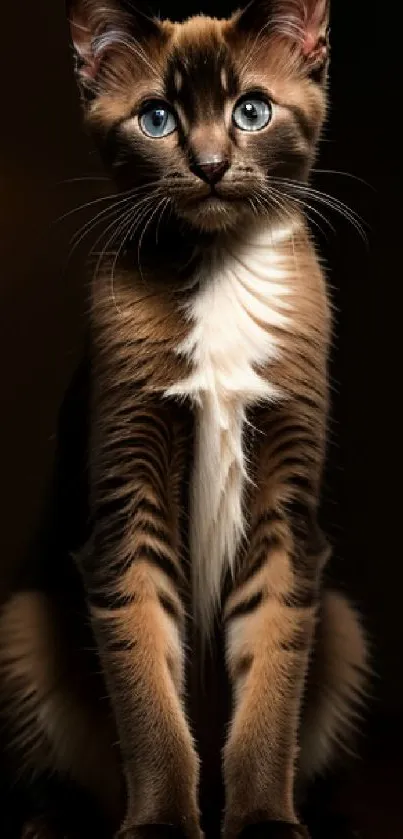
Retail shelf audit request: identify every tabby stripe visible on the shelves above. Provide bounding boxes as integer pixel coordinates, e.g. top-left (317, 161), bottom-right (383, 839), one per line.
top-left (118, 429), bottom-right (171, 457)
top-left (158, 592), bottom-right (182, 623)
top-left (268, 435), bottom-right (316, 462)
top-left (233, 653), bottom-right (254, 681)
top-left (274, 455), bottom-right (316, 475)
top-left (253, 510), bottom-right (284, 528)
top-left (87, 587), bottom-right (136, 611)
top-left (94, 498), bottom-right (133, 526)
top-left (103, 458), bottom-right (166, 493)
top-left (100, 418), bottom-right (171, 449)
top-left (105, 637), bottom-right (137, 653)
top-left (88, 555), bottom-right (183, 613)
top-left (279, 636), bottom-right (311, 653)
top-left (110, 449), bottom-right (169, 483)
top-left (111, 412), bottom-right (172, 439)
top-left (135, 518), bottom-right (172, 542)
top-left (134, 496), bottom-right (165, 517)
top-left (288, 474), bottom-right (314, 494)
top-left (281, 585), bottom-right (317, 609)
top-left (291, 388), bottom-right (325, 409)
top-left (87, 534), bottom-right (182, 589)
top-left (240, 535), bottom-right (282, 585)
top-left (101, 446), bottom-right (169, 475)
top-left (226, 591), bottom-right (264, 622)
top-left (142, 548), bottom-right (183, 587)
top-left (263, 421), bottom-right (311, 439)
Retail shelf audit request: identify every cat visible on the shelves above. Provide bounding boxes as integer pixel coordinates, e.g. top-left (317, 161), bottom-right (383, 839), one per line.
top-left (0, 2), bottom-right (369, 838)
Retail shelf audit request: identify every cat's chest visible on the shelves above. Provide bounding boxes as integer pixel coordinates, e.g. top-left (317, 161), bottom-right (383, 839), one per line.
top-left (165, 231), bottom-right (294, 632)
top-left (166, 233), bottom-right (293, 406)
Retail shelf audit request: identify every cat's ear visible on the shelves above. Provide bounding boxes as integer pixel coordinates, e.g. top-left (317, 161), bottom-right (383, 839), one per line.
top-left (67, 0), bottom-right (161, 87)
top-left (235, 0), bottom-right (330, 66)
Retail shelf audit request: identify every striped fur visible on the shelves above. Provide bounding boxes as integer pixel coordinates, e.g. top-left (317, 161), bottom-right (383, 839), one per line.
top-left (0, 3), bottom-right (369, 839)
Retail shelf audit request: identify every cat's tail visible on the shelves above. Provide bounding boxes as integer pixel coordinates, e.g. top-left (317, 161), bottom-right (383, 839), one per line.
top-left (0, 589), bottom-right (122, 820)
top-left (298, 588), bottom-right (370, 784)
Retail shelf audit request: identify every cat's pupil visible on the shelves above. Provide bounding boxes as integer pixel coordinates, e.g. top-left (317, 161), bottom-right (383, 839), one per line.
top-left (242, 102), bottom-right (258, 122)
top-left (152, 109), bottom-right (166, 127)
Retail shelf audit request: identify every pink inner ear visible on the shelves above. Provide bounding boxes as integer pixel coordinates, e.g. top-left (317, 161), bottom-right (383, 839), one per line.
top-left (69, 14), bottom-right (100, 80)
top-left (300, 0), bottom-right (329, 58)
top-left (302, 29), bottom-right (318, 56)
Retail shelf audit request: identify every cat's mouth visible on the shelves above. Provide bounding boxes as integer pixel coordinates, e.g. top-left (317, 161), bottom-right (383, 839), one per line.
top-left (178, 182), bottom-right (241, 207)
top-left (201, 194), bottom-right (236, 209)
top-left (174, 184), bottom-right (248, 232)
top-left (200, 186), bottom-right (238, 204)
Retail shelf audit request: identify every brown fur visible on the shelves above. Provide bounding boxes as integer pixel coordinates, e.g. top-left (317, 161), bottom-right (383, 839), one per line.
top-left (0, 3), bottom-right (368, 838)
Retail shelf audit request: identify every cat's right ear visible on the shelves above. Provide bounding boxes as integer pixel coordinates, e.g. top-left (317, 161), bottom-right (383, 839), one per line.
top-left (234, 0), bottom-right (330, 68)
top-left (66, 0), bottom-right (161, 92)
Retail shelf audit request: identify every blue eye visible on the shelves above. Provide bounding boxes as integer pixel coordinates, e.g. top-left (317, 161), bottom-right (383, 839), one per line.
top-left (233, 97), bottom-right (272, 132)
top-left (139, 102), bottom-right (177, 138)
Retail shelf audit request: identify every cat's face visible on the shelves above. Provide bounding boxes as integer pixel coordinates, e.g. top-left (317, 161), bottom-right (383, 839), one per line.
top-left (70, 0), bottom-right (329, 233)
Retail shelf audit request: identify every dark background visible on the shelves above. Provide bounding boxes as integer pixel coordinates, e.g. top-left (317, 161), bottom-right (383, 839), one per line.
top-left (0, 0), bottom-right (401, 834)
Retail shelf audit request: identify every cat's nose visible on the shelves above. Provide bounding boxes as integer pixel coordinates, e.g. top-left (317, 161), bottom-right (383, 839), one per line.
top-left (190, 154), bottom-right (230, 185)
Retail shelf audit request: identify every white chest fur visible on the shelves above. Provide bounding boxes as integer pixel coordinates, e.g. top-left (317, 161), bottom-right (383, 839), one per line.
top-left (165, 225), bottom-right (294, 635)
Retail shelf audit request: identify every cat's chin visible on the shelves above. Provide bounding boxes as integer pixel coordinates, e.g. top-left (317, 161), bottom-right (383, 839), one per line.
top-left (176, 197), bottom-right (251, 233)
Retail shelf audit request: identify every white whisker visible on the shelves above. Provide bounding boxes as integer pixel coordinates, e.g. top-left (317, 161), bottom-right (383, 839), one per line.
top-left (268, 185), bottom-right (334, 238)
top-left (312, 169), bottom-right (374, 190)
top-left (55, 180), bottom-right (161, 224)
top-left (137, 197), bottom-right (170, 279)
top-left (268, 177), bottom-right (368, 243)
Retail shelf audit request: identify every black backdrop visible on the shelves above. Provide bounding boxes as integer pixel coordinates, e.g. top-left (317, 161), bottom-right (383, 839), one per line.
top-left (0, 0), bottom-right (400, 821)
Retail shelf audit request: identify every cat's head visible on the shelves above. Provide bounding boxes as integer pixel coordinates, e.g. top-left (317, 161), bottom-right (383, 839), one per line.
top-left (68, 0), bottom-right (330, 233)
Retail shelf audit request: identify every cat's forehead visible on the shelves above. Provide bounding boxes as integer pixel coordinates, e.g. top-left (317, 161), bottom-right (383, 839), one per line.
top-left (164, 17), bottom-right (240, 118)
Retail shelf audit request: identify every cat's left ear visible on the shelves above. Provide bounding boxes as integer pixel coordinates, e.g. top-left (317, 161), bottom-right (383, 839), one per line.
top-left (235, 0), bottom-right (330, 67)
top-left (66, 0), bottom-right (161, 88)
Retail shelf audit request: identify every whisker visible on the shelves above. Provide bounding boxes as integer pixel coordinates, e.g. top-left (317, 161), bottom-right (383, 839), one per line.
top-left (61, 202), bottom-right (132, 281)
top-left (72, 189), bottom-right (163, 249)
top-left (269, 177), bottom-right (368, 243)
top-left (94, 192), bottom-right (162, 264)
top-left (92, 202), bottom-right (142, 283)
top-left (155, 197), bottom-right (170, 246)
top-left (137, 197), bottom-right (170, 280)
top-left (70, 199), bottom-right (133, 249)
top-left (65, 191), bottom-right (163, 274)
top-left (256, 190), bottom-right (298, 233)
top-left (108, 204), bottom-right (150, 314)
top-left (312, 169), bottom-right (375, 190)
top-left (55, 180), bottom-right (163, 224)
top-left (54, 176), bottom-right (110, 187)
top-left (267, 185), bottom-right (334, 238)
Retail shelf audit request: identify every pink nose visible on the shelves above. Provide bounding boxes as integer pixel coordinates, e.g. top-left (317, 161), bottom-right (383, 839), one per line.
top-left (190, 154), bottom-right (230, 185)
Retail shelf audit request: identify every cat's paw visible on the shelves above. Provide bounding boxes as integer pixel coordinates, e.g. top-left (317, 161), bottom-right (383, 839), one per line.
top-left (239, 822), bottom-right (310, 839)
top-left (310, 825), bottom-right (361, 839)
top-left (21, 819), bottom-right (53, 839)
top-left (116, 826), bottom-right (199, 839)
top-left (307, 812), bottom-right (362, 839)
top-left (21, 814), bottom-right (112, 839)
top-left (20, 817), bottom-right (81, 839)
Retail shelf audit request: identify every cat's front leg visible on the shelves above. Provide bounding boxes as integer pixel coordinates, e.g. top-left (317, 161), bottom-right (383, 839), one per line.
top-left (222, 454), bottom-right (327, 839)
top-left (79, 402), bottom-right (200, 839)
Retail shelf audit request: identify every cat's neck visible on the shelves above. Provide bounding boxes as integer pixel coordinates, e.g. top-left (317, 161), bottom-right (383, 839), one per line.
top-left (120, 211), bottom-right (304, 287)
